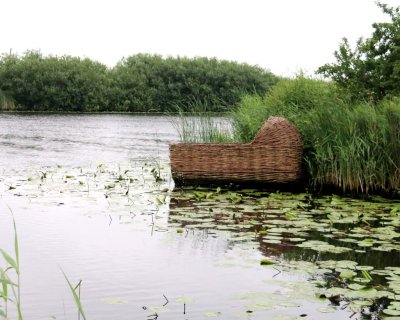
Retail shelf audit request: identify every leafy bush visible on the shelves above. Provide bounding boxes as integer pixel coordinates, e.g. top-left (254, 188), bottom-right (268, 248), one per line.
top-left (0, 51), bottom-right (278, 112)
top-left (232, 76), bottom-right (344, 143)
top-left (0, 90), bottom-right (15, 110)
top-left (111, 54), bottom-right (278, 112)
top-left (318, 2), bottom-right (400, 102)
top-left (0, 51), bottom-right (112, 112)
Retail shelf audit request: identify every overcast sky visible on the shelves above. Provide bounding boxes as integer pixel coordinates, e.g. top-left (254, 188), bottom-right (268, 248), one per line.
top-left (1, 0), bottom-right (399, 76)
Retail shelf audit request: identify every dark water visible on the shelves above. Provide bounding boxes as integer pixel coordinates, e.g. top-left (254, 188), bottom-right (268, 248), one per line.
top-left (0, 114), bottom-right (355, 320)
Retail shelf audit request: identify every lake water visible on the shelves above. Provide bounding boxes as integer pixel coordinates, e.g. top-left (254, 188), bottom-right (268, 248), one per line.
top-left (0, 114), bottom-right (178, 168)
top-left (0, 114), bottom-right (398, 320)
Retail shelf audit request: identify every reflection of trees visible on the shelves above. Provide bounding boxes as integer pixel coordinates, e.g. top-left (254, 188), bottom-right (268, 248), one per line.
top-left (170, 190), bottom-right (400, 272)
top-left (169, 189), bottom-right (400, 320)
top-left (280, 245), bottom-right (400, 270)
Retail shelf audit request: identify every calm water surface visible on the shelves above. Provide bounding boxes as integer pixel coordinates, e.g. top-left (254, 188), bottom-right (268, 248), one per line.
top-left (0, 114), bottom-right (178, 168)
top-left (0, 114), bottom-right (356, 319)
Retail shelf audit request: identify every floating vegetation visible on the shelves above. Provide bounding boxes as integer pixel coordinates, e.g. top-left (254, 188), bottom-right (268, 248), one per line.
top-left (169, 187), bottom-right (400, 319)
top-left (2, 162), bottom-right (400, 319)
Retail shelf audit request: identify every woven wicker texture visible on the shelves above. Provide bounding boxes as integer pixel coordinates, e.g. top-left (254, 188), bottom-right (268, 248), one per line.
top-left (170, 116), bottom-right (303, 185)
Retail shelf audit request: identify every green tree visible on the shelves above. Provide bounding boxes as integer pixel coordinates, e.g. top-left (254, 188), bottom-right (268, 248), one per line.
top-left (111, 54), bottom-right (278, 112)
top-left (318, 2), bottom-right (400, 102)
top-left (0, 51), bottom-right (112, 111)
top-left (0, 51), bottom-right (277, 112)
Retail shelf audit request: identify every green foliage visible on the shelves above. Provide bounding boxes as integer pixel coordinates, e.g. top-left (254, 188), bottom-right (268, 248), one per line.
top-left (260, 259), bottom-right (274, 266)
top-left (62, 271), bottom-right (87, 320)
top-left (0, 212), bottom-right (22, 320)
top-left (0, 90), bottom-right (15, 111)
top-left (302, 100), bottom-right (400, 193)
top-left (0, 51), bottom-right (113, 112)
top-left (0, 51), bottom-right (278, 112)
top-left (232, 75), bottom-right (344, 143)
top-left (232, 76), bottom-right (400, 194)
top-left (172, 102), bottom-right (234, 143)
top-left (317, 2), bottom-right (400, 102)
top-left (112, 54), bottom-right (278, 112)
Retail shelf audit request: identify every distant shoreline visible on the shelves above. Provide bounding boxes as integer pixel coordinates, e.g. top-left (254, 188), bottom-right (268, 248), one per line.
top-left (0, 110), bottom-right (230, 116)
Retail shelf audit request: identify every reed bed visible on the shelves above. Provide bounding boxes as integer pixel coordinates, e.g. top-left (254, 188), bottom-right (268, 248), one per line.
top-left (232, 76), bottom-right (400, 194)
top-left (0, 90), bottom-right (15, 111)
top-left (170, 103), bottom-right (234, 143)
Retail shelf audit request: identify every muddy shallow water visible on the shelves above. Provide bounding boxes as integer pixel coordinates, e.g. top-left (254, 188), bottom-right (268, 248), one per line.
top-left (0, 114), bottom-right (399, 320)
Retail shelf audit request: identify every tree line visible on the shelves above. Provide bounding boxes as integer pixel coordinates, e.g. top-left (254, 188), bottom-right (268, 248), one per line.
top-left (0, 52), bottom-right (278, 112)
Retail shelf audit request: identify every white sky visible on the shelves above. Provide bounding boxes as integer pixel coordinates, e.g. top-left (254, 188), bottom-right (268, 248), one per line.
top-left (1, 0), bottom-right (399, 77)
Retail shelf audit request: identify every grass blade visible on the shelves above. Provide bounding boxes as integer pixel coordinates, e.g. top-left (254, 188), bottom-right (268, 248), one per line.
top-left (61, 270), bottom-right (87, 320)
top-left (0, 250), bottom-right (17, 272)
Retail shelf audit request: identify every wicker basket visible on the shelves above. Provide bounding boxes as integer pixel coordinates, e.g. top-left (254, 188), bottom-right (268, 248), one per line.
top-left (169, 116), bottom-right (303, 186)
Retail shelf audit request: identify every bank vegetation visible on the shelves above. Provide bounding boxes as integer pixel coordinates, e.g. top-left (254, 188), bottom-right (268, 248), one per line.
top-left (0, 52), bottom-right (277, 112)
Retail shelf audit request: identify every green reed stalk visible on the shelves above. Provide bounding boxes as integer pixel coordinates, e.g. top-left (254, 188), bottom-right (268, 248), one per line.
top-left (0, 208), bottom-right (22, 319)
top-left (232, 76), bottom-right (400, 194)
top-left (170, 102), bottom-right (234, 143)
top-left (62, 270), bottom-right (87, 320)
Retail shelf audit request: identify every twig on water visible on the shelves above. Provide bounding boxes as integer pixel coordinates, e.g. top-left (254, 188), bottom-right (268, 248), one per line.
top-left (147, 312), bottom-right (158, 320)
top-left (162, 294), bottom-right (169, 306)
top-left (272, 267), bottom-right (281, 278)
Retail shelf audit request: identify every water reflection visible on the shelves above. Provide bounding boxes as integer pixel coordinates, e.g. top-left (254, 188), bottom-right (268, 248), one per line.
top-left (169, 187), bottom-right (400, 318)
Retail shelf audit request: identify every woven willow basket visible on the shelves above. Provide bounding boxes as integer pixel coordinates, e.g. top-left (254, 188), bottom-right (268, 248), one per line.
top-left (169, 116), bottom-right (303, 186)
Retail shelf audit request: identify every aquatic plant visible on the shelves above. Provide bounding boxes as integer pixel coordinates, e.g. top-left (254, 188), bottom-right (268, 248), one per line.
top-left (62, 272), bottom-right (86, 320)
top-left (169, 187), bottom-right (400, 318)
top-left (0, 90), bottom-right (15, 111)
top-left (2, 161), bottom-right (400, 319)
top-left (232, 76), bottom-right (400, 194)
top-left (171, 103), bottom-right (234, 143)
top-left (0, 207), bottom-right (88, 320)
top-left (0, 210), bottom-right (22, 320)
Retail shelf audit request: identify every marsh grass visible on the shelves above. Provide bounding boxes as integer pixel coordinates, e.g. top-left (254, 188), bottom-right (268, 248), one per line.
top-left (171, 102), bottom-right (234, 143)
top-left (0, 91), bottom-right (15, 111)
top-left (232, 76), bottom-right (400, 194)
top-left (62, 272), bottom-right (87, 320)
top-left (302, 101), bottom-right (400, 193)
top-left (0, 207), bottom-right (87, 320)
top-left (0, 209), bottom-right (22, 320)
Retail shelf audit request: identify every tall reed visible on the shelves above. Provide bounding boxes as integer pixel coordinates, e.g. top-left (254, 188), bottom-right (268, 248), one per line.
top-left (302, 101), bottom-right (400, 193)
top-left (0, 211), bottom-right (22, 319)
top-left (0, 209), bottom-right (87, 319)
top-left (170, 101), bottom-right (234, 143)
top-left (232, 76), bottom-right (400, 194)
top-left (0, 90), bottom-right (15, 111)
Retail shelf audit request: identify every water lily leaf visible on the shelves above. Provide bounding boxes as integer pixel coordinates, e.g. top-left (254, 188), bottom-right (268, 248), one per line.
top-left (340, 270), bottom-right (356, 279)
top-left (384, 309), bottom-right (400, 316)
top-left (148, 306), bottom-right (169, 313)
top-left (356, 266), bottom-right (374, 271)
top-left (262, 239), bottom-right (281, 244)
top-left (176, 297), bottom-right (193, 304)
top-left (336, 260), bottom-right (358, 270)
top-left (246, 301), bottom-right (274, 310)
top-left (102, 297), bottom-right (128, 305)
top-left (318, 306), bottom-right (337, 313)
top-left (260, 259), bottom-right (274, 266)
top-left (204, 311), bottom-right (222, 317)
top-left (348, 283), bottom-right (366, 290)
